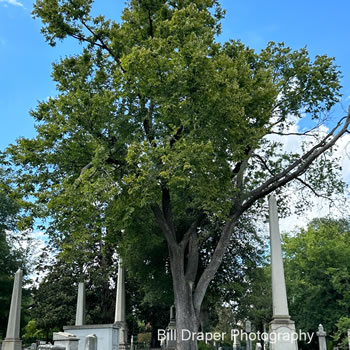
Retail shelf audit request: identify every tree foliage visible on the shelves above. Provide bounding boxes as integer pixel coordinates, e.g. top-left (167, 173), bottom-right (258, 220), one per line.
top-left (0, 195), bottom-right (21, 339)
top-left (27, 225), bottom-right (169, 344)
top-left (232, 265), bottom-right (272, 333)
top-left (27, 234), bottom-right (119, 342)
top-left (284, 218), bottom-right (350, 349)
top-left (333, 317), bottom-right (350, 350)
top-left (0, 169), bottom-right (32, 340)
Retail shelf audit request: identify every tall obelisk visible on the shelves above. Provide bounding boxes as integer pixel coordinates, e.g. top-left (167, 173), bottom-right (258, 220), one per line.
top-left (75, 282), bottom-right (86, 326)
top-left (115, 258), bottom-right (128, 348)
top-left (268, 196), bottom-right (298, 350)
top-left (3, 269), bottom-right (23, 350)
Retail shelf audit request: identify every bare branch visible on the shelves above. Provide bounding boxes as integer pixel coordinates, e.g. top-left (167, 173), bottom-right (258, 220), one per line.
top-left (243, 113), bottom-right (350, 209)
top-left (252, 153), bottom-right (274, 176)
top-left (80, 20), bottom-right (126, 74)
top-left (268, 114), bottom-right (285, 130)
top-left (295, 177), bottom-right (330, 199)
top-left (268, 130), bottom-right (318, 137)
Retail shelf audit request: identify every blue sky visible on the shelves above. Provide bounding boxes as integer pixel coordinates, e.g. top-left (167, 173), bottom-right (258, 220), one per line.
top-left (1, 0), bottom-right (350, 151)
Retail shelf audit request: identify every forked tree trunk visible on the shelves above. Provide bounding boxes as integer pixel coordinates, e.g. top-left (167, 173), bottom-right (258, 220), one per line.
top-left (153, 112), bottom-right (350, 350)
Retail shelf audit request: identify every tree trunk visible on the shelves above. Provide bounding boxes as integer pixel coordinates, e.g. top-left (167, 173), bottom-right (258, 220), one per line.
top-left (169, 246), bottom-right (200, 350)
top-left (174, 281), bottom-right (200, 350)
top-left (152, 199), bottom-right (238, 350)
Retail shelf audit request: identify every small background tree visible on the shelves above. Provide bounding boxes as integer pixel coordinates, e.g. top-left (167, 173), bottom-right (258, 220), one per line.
top-left (284, 218), bottom-right (350, 349)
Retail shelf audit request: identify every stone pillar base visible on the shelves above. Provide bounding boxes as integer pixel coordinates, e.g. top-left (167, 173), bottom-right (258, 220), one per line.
top-left (115, 321), bottom-right (128, 346)
top-left (269, 318), bottom-right (298, 350)
top-left (2, 338), bottom-right (22, 350)
top-left (119, 344), bottom-right (130, 350)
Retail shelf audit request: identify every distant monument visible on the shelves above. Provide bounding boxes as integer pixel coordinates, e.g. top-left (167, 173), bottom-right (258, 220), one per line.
top-left (63, 274), bottom-right (122, 350)
top-left (76, 282), bottom-right (86, 326)
top-left (316, 324), bottom-right (327, 350)
top-left (114, 258), bottom-right (128, 348)
top-left (2, 269), bottom-right (23, 350)
top-left (268, 196), bottom-right (298, 350)
top-left (165, 305), bottom-right (176, 349)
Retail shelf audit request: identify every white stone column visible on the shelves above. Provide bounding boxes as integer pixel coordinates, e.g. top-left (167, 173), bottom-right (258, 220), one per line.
top-left (114, 258), bottom-right (128, 346)
top-left (269, 196), bottom-right (289, 319)
top-left (317, 324), bottom-right (327, 350)
top-left (268, 196), bottom-right (298, 350)
top-left (75, 282), bottom-right (86, 326)
top-left (115, 259), bottom-right (125, 323)
top-left (348, 329), bottom-right (350, 350)
top-left (130, 335), bottom-right (135, 350)
top-left (3, 269), bottom-right (23, 350)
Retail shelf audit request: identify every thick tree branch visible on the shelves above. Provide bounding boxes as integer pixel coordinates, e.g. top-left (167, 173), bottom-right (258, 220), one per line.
top-left (179, 212), bottom-right (206, 249)
top-left (243, 113), bottom-right (350, 210)
top-left (184, 231), bottom-right (199, 284)
top-left (151, 204), bottom-right (177, 247)
top-left (73, 161), bottom-right (95, 188)
top-left (79, 161), bottom-right (93, 176)
top-left (170, 125), bottom-right (184, 147)
top-left (193, 201), bottom-right (243, 313)
top-left (231, 146), bottom-right (252, 180)
top-left (235, 147), bottom-right (254, 190)
top-left (148, 9), bottom-right (154, 38)
top-left (162, 187), bottom-right (176, 236)
top-left (193, 112), bottom-right (350, 314)
top-left (142, 99), bottom-right (156, 146)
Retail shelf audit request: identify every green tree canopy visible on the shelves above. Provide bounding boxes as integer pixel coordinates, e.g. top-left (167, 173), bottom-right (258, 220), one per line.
top-left (284, 218), bottom-right (350, 349)
top-left (0, 191), bottom-right (21, 339)
top-left (6, 1), bottom-right (350, 349)
top-left (0, 168), bottom-right (33, 339)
